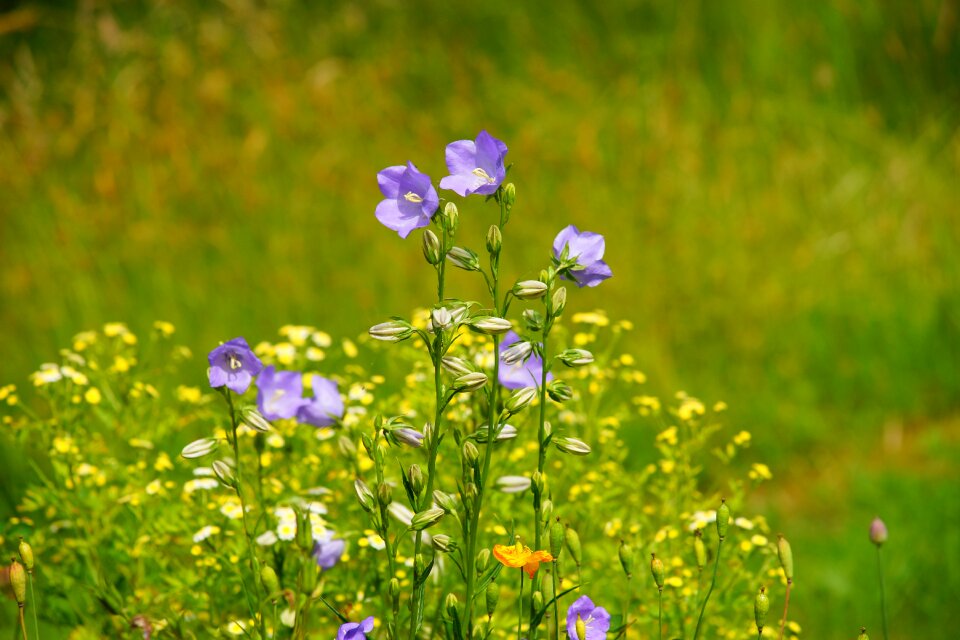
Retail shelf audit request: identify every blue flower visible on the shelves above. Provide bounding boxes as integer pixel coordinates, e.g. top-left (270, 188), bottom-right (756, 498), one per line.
top-left (439, 130), bottom-right (508, 197)
top-left (498, 331), bottom-right (552, 390)
top-left (255, 366), bottom-right (305, 420)
top-left (337, 616), bottom-right (374, 640)
top-left (566, 595), bottom-right (610, 640)
top-left (207, 337), bottom-right (263, 395)
top-left (552, 225), bottom-right (613, 288)
top-left (296, 375), bottom-right (344, 427)
top-left (376, 162), bottom-right (439, 238)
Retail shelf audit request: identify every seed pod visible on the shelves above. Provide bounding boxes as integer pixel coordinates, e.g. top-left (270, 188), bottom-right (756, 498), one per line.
top-left (619, 540), bottom-right (634, 578)
top-left (717, 499), bottom-right (730, 540)
top-left (754, 586), bottom-right (769, 632)
top-left (444, 593), bottom-right (459, 620)
top-left (565, 525), bottom-right (582, 566)
top-left (550, 519), bottom-right (565, 558)
top-left (869, 517), bottom-right (888, 547)
top-left (858, 627), bottom-right (870, 640)
top-left (422, 229), bottom-right (443, 265)
top-left (260, 565), bottom-right (280, 597)
top-left (777, 534), bottom-right (794, 582)
top-left (9, 558), bottom-right (26, 604)
top-left (693, 529), bottom-right (707, 570)
top-left (301, 559), bottom-right (319, 593)
top-left (486, 581), bottom-right (500, 617)
top-left (486, 225), bottom-right (502, 257)
top-left (650, 553), bottom-right (664, 589)
top-left (17, 538), bottom-right (34, 572)
top-left (476, 548), bottom-right (491, 574)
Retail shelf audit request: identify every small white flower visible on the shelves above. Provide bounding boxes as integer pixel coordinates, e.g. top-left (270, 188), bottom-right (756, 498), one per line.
top-left (184, 478), bottom-right (219, 493)
top-left (256, 531), bottom-right (278, 546)
top-left (280, 608), bottom-right (297, 628)
top-left (277, 521), bottom-right (297, 541)
top-left (193, 525), bottom-right (221, 543)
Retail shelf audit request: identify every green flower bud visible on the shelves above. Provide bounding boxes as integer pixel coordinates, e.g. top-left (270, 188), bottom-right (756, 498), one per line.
top-left (411, 507), bottom-right (445, 531)
top-left (650, 553), bottom-right (665, 589)
top-left (408, 464), bottom-right (425, 497)
top-left (181, 437), bottom-right (220, 459)
top-left (361, 433), bottom-right (374, 455)
top-left (550, 519), bottom-right (565, 558)
top-left (532, 470), bottom-right (545, 495)
top-left (389, 577), bottom-right (401, 607)
top-left (717, 499), bottom-right (730, 540)
top-left (541, 499), bottom-right (554, 524)
top-left (505, 387), bottom-right (538, 413)
top-left (486, 225), bottom-right (502, 257)
top-left (443, 202), bottom-right (459, 232)
top-left (432, 534), bottom-right (454, 553)
top-left (454, 371), bottom-right (488, 392)
top-left (422, 229), bottom-right (443, 265)
top-left (554, 436), bottom-right (592, 456)
top-left (754, 586), bottom-right (769, 632)
top-left (441, 356), bottom-right (475, 376)
top-left (9, 558), bottom-right (26, 605)
top-left (546, 379), bottom-right (574, 403)
top-left (338, 435), bottom-right (357, 458)
top-left (212, 459), bottom-right (237, 489)
top-left (447, 246), bottom-right (481, 271)
top-left (377, 482), bottom-right (393, 508)
top-left (693, 529), bottom-right (707, 570)
top-left (565, 525), bottom-right (582, 566)
top-left (619, 540), bottom-right (634, 578)
top-left (296, 509), bottom-right (313, 552)
top-left (777, 534), bottom-right (794, 582)
top-left (503, 183), bottom-right (516, 210)
top-left (369, 320), bottom-right (415, 342)
top-left (523, 309), bottom-right (544, 332)
top-left (462, 441), bottom-right (480, 467)
top-left (415, 553), bottom-right (427, 575)
top-left (469, 316), bottom-right (513, 335)
top-left (551, 287), bottom-right (567, 316)
top-left (260, 565), bottom-right (280, 597)
top-left (486, 581), bottom-right (500, 618)
top-left (557, 349), bottom-right (594, 368)
top-left (476, 548), bottom-right (491, 574)
top-left (444, 593), bottom-right (459, 621)
top-left (433, 490), bottom-right (459, 514)
top-left (532, 590), bottom-right (544, 612)
top-left (239, 405), bottom-right (272, 432)
top-left (17, 538), bottom-right (34, 572)
top-left (354, 479), bottom-right (376, 512)
top-left (513, 280), bottom-right (548, 300)
top-left (869, 517), bottom-right (888, 547)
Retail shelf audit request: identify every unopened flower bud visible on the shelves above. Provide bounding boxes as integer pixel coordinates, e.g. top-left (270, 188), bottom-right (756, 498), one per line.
top-left (447, 246), bottom-right (480, 271)
top-left (411, 507), bottom-right (445, 530)
top-left (389, 577), bottom-right (401, 604)
top-left (415, 553), bottom-right (427, 575)
top-left (392, 427), bottom-right (425, 448)
top-left (409, 464), bottom-right (425, 497)
top-left (777, 534), bottom-right (794, 582)
top-left (541, 499), bottom-right (554, 523)
top-left (212, 459), bottom-right (237, 488)
top-left (441, 356), bottom-right (474, 376)
top-left (296, 509), bottom-right (313, 552)
top-left (523, 309), bottom-right (544, 332)
top-left (369, 320), bottom-right (414, 342)
top-left (554, 436), bottom-right (592, 456)
top-left (694, 529), bottom-right (707, 570)
top-left (432, 307), bottom-right (453, 331)
top-left (505, 387), bottom-right (537, 413)
top-left (551, 287), bottom-right (567, 315)
top-left (476, 548), bottom-right (491, 574)
top-left (9, 558), bottom-right (26, 604)
top-left (181, 437), bottom-right (220, 459)
top-left (532, 470), bottom-right (545, 496)
top-left (503, 183), bottom-right (516, 210)
top-left (532, 590), bottom-right (544, 611)
top-left (717, 499), bottom-right (730, 540)
top-left (422, 229), bottom-right (443, 265)
top-left (754, 586), bottom-right (769, 632)
top-left (486, 225), bottom-right (502, 256)
top-left (462, 441), bottom-right (480, 467)
top-left (454, 371), bottom-right (488, 392)
top-left (434, 490), bottom-right (459, 513)
top-left (469, 316), bottom-right (513, 335)
top-left (443, 201), bottom-right (459, 231)
top-left (513, 280), bottom-right (548, 300)
top-left (501, 340), bottom-right (533, 365)
top-left (650, 553), bottom-right (665, 589)
top-left (550, 519), bottom-right (565, 558)
top-left (377, 483), bottom-right (393, 508)
top-left (566, 525), bottom-right (582, 566)
top-left (432, 534), bottom-right (454, 552)
top-left (355, 479), bottom-right (376, 512)
top-left (869, 517), bottom-right (887, 547)
top-left (338, 435), bottom-right (357, 458)
top-left (486, 581), bottom-right (500, 617)
top-left (17, 538), bottom-right (34, 572)
top-left (260, 565), bottom-right (280, 597)
top-left (240, 406), bottom-right (272, 432)
top-left (557, 349), bottom-right (594, 368)
top-left (361, 433), bottom-right (375, 455)
top-left (444, 593), bottom-right (459, 620)
top-left (619, 540), bottom-right (634, 578)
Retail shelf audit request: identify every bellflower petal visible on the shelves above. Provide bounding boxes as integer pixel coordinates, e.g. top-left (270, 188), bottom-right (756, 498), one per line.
top-left (553, 225), bottom-right (613, 288)
top-left (297, 375), bottom-right (344, 427)
top-left (256, 366), bottom-right (305, 421)
top-left (498, 331), bottom-right (553, 390)
top-left (207, 337), bottom-right (264, 395)
top-left (565, 596), bottom-right (611, 640)
top-left (440, 130), bottom-right (508, 197)
top-left (375, 162), bottom-right (438, 238)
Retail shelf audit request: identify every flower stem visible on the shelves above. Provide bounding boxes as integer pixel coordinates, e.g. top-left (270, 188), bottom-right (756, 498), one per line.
top-left (658, 588), bottom-right (663, 640)
top-left (777, 579), bottom-right (792, 640)
top-left (692, 537), bottom-right (723, 640)
top-left (517, 570), bottom-right (525, 640)
top-left (18, 605), bottom-right (27, 640)
top-left (28, 573), bottom-right (39, 640)
top-left (877, 546), bottom-right (888, 640)
top-left (553, 565), bottom-right (561, 640)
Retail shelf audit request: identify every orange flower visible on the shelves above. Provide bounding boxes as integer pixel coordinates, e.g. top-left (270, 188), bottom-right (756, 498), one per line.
top-left (493, 540), bottom-right (554, 579)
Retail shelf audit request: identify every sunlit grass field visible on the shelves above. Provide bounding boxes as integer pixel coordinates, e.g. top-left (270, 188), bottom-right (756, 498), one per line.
top-left (1, 0), bottom-right (958, 635)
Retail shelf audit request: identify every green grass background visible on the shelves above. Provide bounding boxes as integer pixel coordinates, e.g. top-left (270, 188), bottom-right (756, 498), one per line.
top-left (1, 0), bottom-right (958, 635)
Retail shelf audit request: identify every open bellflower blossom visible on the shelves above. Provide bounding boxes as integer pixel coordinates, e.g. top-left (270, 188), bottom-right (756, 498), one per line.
top-left (376, 162), bottom-right (439, 238)
top-left (565, 595), bottom-right (611, 640)
top-left (553, 225), bottom-right (613, 288)
top-left (207, 337), bottom-right (264, 395)
top-left (312, 535), bottom-right (346, 570)
top-left (337, 616), bottom-right (374, 640)
top-left (439, 130), bottom-right (508, 197)
top-left (498, 331), bottom-right (553, 390)
top-left (297, 375), bottom-right (344, 426)
top-left (256, 366), bottom-right (305, 420)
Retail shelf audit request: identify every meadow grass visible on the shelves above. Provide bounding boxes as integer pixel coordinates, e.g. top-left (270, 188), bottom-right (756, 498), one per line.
top-left (0, 0), bottom-right (958, 635)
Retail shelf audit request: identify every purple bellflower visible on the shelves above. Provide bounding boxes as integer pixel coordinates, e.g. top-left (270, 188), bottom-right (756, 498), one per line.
top-left (439, 130), bottom-right (508, 197)
top-left (566, 595), bottom-right (611, 640)
top-left (297, 375), bottom-right (344, 427)
top-left (498, 331), bottom-right (553, 390)
top-left (207, 337), bottom-right (264, 395)
top-left (552, 225), bottom-right (613, 288)
top-left (376, 162), bottom-right (439, 238)
top-left (337, 616), bottom-right (374, 640)
top-left (256, 366), bottom-right (305, 421)
top-left (312, 534), bottom-right (346, 570)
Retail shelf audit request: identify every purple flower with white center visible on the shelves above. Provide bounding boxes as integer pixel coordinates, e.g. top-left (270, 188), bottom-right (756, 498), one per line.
top-left (337, 616), bottom-right (374, 640)
top-left (552, 225), bottom-right (613, 288)
top-left (296, 375), bottom-right (344, 427)
top-left (439, 130), bottom-right (508, 197)
top-left (498, 331), bottom-right (552, 390)
top-left (207, 337), bottom-right (264, 395)
top-left (312, 536), bottom-right (346, 570)
top-left (376, 162), bottom-right (439, 238)
top-left (256, 366), bottom-right (305, 420)
top-left (566, 595), bottom-right (611, 640)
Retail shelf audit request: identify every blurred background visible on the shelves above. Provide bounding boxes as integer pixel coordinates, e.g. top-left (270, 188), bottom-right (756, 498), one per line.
top-left (0, 0), bottom-right (958, 635)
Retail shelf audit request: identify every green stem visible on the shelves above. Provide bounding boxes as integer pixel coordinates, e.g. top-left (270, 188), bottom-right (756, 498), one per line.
top-left (777, 580), bottom-right (792, 640)
top-left (517, 570), bottom-right (524, 640)
top-left (877, 546), bottom-right (888, 640)
top-left (553, 565), bottom-right (561, 640)
top-left (534, 324), bottom-right (550, 552)
top-left (657, 588), bottom-right (663, 640)
top-left (28, 573), bottom-right (39, 640)
top-left (18, 605), bottom-right (28, 640)
top-left (692, 537), bottom-right (724, 640)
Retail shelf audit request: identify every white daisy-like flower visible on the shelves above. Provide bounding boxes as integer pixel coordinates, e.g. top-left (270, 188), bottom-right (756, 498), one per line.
top-left (193, 525), bottom-right (221, 543)
top-left (277, 520), bottom-right (297, 541)
top-left (220, 500), bottom-right (244, 520)
top-left (687, 510), bottom-right (717, 531)
top-left (184, 478), bottom-right (219, 493)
